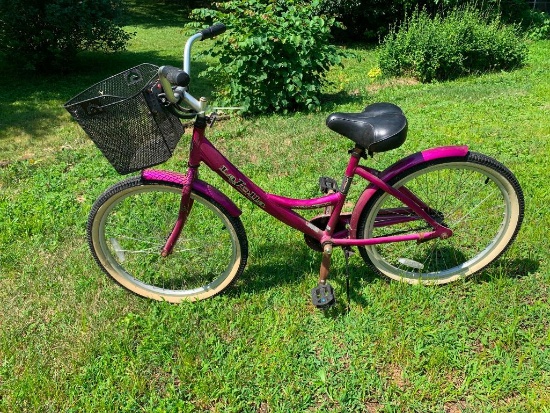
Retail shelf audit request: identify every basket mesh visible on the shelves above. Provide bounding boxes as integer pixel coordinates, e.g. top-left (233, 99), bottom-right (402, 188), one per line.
top-left (64, 64), bottom-right (184, 174)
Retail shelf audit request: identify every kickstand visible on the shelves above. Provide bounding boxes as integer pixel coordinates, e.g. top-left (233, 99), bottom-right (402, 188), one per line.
top-left (344, 247), bottom-right (353, 314)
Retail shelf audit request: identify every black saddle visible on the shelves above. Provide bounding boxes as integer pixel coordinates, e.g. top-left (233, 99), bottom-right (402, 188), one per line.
top-left (326, 103), bottom-right (408, 153)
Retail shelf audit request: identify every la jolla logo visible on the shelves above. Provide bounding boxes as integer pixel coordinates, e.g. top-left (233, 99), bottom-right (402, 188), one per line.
top-left (219, 165), bottom-right (266, 208)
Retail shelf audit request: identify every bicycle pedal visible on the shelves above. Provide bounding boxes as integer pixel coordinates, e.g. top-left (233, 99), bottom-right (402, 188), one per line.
top-left (319, 177), bottom-right (339, 194)
top-left (311, 283), bottom-right (335, 309)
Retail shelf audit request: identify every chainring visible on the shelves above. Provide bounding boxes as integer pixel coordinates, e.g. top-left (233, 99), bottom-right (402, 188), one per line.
top-left (304, 214), bottom-right (350, 252)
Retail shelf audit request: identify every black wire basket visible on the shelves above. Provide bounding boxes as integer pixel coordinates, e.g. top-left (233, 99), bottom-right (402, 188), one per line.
top-left (64, 64), bottom-right (184, 174)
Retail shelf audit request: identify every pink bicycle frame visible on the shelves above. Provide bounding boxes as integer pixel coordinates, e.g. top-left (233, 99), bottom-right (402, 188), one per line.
top-left (143, 122), bottom-right (469, 256)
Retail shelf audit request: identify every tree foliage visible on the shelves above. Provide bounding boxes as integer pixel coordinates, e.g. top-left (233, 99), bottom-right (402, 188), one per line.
top-left (316, 0), bottom-right (406, 41)
top-left (0, 0), bottom-right (132, 71)
top-left (318, 0), bottom-right (548, 41)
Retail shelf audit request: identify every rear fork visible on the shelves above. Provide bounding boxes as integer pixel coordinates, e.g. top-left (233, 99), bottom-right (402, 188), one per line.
top-left (310, 209), bottom-right (447, 311)
top-left (310, 147), bottom-right (462, 310)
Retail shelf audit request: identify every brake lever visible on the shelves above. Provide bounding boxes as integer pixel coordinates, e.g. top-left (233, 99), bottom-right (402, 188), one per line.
top-left (207, 112), bottom-right (218, 128)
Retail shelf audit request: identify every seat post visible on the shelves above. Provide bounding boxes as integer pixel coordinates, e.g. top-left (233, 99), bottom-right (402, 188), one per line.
top-left (350, 145), bottom-right (365, 159)
top-left (343, 146), bottom-right (364, 177)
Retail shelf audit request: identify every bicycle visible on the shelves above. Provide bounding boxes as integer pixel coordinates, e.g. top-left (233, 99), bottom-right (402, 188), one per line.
top-left (65, 24), bottom-right (524, 308)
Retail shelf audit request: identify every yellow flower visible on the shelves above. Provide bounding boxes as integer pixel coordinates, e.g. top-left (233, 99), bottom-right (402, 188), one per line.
top-left (368, 67), bottom-right (382, 79)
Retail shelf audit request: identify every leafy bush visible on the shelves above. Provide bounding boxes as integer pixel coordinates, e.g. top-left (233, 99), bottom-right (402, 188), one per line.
top-left (191, 0), bottom-right (345, 114)
top-left (379, 7), bottom-right (528, 82)
top-left (0, 0), bottom-right (132, 71)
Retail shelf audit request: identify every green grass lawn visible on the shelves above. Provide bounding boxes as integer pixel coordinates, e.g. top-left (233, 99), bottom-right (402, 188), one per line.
top-left (1, 4), bottom-right (549, 411)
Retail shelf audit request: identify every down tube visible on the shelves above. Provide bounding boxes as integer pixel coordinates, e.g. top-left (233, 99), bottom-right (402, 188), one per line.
top-left (199, 139), bottom-right (324, 240)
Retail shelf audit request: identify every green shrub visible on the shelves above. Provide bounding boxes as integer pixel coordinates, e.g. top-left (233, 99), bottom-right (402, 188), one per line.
top-left (0, 0), bottom-right (132, 71)
top-left (379, 7), bottom-right (528, 82)
top-left (191, 0), bottom-right (345, 114)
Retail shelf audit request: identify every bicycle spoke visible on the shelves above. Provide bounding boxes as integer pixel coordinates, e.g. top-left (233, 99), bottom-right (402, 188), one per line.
top-left (359, 154), bottom-right (523, 284)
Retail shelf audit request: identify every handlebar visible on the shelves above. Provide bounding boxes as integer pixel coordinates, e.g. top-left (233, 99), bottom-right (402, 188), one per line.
top-left (199, 23), bottom-right (226, 41)
top-left (158, 23), bottom-right (226, 111)
top-left (159, 65), bottom-right (190, 87)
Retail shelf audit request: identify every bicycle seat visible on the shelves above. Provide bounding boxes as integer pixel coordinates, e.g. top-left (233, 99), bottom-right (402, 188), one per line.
top-left (326, 103), bottom-right (408, 153)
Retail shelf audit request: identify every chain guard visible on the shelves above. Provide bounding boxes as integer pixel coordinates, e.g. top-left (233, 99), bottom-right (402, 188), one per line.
top-left (304, 214), bottom-right (351, 252)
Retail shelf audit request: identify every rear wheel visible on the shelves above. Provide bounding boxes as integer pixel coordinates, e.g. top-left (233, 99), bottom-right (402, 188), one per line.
top-left (87, 177), bottom-right (248, 302)
top-left (357, 152), bottom-right (524, 284)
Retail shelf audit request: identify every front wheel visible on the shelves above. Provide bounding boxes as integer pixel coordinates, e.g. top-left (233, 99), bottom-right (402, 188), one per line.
top-left (357, 152), bottom-right (524, 284)
top-left (87, 177), bottom-right (248, 302)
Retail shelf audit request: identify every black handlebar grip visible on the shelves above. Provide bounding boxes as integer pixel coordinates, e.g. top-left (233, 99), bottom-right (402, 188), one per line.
top-left (200, 23), bottom-right (226, 40)
top-left (159, 66), bottom-right (190, 87)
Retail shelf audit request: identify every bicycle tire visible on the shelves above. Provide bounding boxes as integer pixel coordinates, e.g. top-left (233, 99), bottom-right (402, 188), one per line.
top-left (87, 176), bottom-right (248, 302)
top-left (357, 152), bottom-right (524, 284)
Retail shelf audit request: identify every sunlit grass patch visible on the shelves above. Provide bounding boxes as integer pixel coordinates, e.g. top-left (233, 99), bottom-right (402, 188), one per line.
top-left (0, 6), bottom-right (548, 410)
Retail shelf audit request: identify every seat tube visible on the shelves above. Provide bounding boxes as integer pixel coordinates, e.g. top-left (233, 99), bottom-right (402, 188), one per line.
top-left (324, 147), bottom-right (362, 235)
top-left (318, 147), bottom-right (362, 285)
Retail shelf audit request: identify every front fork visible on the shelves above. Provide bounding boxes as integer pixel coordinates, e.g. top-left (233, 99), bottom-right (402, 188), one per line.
top-left (160, 114), bottom-right (208, 257)
top-left (160, 166), bottom-right (198, 257)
